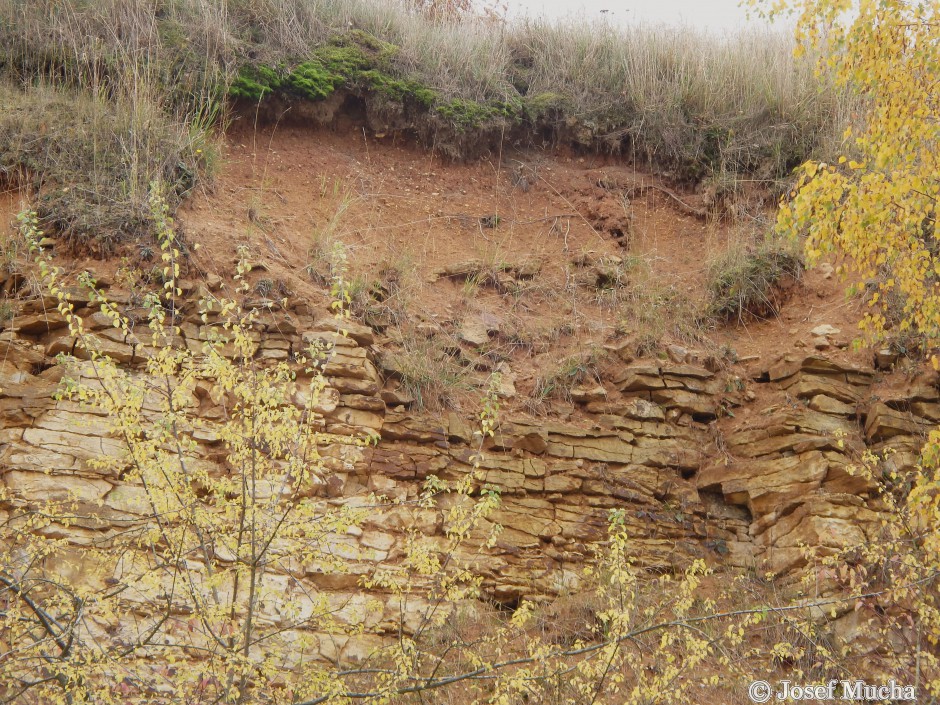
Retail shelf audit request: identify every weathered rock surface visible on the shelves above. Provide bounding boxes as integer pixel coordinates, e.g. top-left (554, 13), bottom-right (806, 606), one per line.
top-left (697, 354), bottom-right (928, 578)
top-left (0, 298), bottom-right (935, 663)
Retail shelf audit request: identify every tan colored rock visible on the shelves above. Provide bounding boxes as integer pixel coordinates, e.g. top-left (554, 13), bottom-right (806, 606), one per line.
top-left (495, 364), bottom-right (516, 399)
top-left (0, 360), bottom-right (32, 386)
top-left (615, 366), bottom-right (666, 391)
top-left (662, 364), bottom-right (714, 380)
top-left (45, 335), bottom-right (76, 357)
top-left (727, 428), bottom-right (838, 458)
top-left (779, 374), bottom-right (864, 403)
top-left (1, 444), bottom-right (79, 473)
top-left (446, 413), bottom-right (473, 443)
top-left (544, 473), bottom-right (582, 492)
top-left (328, 376), bottom-right (379, 395)
top-left (302, 329), bottom-right (360, 349)
top-left (311, 318), bottom-right (375, 346)
top-left (767, 354), bottom-right (869, 383)
top-left (381, 414), bottom-right (446, 444)
top-left (909, 400), bottom-right (940, 421)
top-left (666, 344), bottom-right (690, 364)
top-left (340, 394), bottom-right (385, 412)
top-left (258, 347), bottom-right (289, 361)
top-left (21, 427), bottom-right (125, 464)
top-left (546, 434), bottom-right (633, 464)
top-left (829, 610), bottom-right (885, 655)
top-left (808, 394), bottom-right (856, 416)
top-left (571, 385), bottom-right (607, 403)
top-left (380, 385), bottom-right (415, 407)
top-left (865, 402), bottom-right (930, 441)
top-left (650, 389), bottom-right (715, 417)
top-left (823, 459), bottom-right (878, 496)
top-left (364, 506), bottom-right (440, 533)
top-left (459, 316), bottom-right (491, 347)
top-left (698, 452), bottom-right (827, 506)
top-left (810, 324), bottom-right (841, 337)
top-left (3, 470), bottom-right (112, 503)
top-left (104, 484), bottom-right (152, 515)
top-left (874, 348), bottom-right (899, 370)
top-left (12, 312), bottom-right (70, 335)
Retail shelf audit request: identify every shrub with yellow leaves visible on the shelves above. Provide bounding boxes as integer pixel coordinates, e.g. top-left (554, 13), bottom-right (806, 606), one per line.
top-left (758, 0), bottom-right (940, 697)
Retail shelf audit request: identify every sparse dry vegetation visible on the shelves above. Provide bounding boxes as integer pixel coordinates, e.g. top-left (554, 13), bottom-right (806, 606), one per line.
top-left (615, 257), bottom-right (712, 357)
top-left (706, 227), bottom-right (803, 322)
top-left (0, 0), bottom-right (849, 244)
top-left (381, 330), bottom-right (471, 410)
top-left (527, 347), bottom-right (604, 410)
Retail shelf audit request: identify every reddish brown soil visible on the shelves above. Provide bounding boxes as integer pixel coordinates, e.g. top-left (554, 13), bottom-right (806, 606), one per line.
top-left (187, 122), bottom-right (872, 404)
top-left (2, 119), bottom-right (877, 416)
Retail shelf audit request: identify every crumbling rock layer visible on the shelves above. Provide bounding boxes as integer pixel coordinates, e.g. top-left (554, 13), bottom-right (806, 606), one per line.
top-left (1, 292), bottom-right (937, 659)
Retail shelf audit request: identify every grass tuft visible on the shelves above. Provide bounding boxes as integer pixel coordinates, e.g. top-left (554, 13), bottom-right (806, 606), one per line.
top-left (706, 231), bottom-right (804, 322)
top-left (0, 82), bottom-right (212, 250)
top-left (527, 348), bottom-right (605, 411)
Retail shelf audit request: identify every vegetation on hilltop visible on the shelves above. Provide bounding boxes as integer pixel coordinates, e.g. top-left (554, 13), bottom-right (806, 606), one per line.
top-left (0, 0), bottom-right (847, 244)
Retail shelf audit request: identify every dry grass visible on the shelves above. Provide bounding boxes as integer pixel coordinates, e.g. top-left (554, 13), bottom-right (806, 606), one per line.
top-left (612, 254), bottom-right (713, 357)
top-left (526, 347), bottom-right (605, 411)
top-left (380, 330), bottom-right (472, 411)
top-left (0, 0), bottom-right (224, 246)
top-left (705, 226), bottom-right (804, 323)
top-left (0, 0), bottom-right (851, 244)
top-left (513, 20), bottom-right (845, 178)
top-left (0, 82), bottom-right (213, 249)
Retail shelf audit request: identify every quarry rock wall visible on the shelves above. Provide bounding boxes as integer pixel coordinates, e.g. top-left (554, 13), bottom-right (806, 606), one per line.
top-left (1, 290), bottom-right (935, 660)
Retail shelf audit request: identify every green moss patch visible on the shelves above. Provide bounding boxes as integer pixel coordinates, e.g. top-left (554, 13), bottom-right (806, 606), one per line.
top-left (434, 97), bottom-right (522, 131)
top-left (229, 31), bottom-right (439, 108)
top-left (229, 32), bottom-right (535, 133)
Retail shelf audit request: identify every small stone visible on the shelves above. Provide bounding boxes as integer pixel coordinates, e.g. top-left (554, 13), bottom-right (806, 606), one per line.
top-left (571, 385), bottom-right (607, 403)
top-left (495, 363), bottom-right (517, 399)
top-left (819, 262), bottom-right (834, 279)
top-left (811, 324), bottom-right (841, 337)
top-left (91, 272), bottom-right (113, 288)
top-left (813, 336), bottom-right (831, 350)
top-left (666, 344), bottom-right (689, 364)
top-left (604, 339), bottom-right (635, 364)
top-left (368, 475), bottom-right (397, 493)
top-left (380, 386), bottom-right (414, 407)
top-left (205, 272), bottom-right (223, 291)
top-left (874, 348), bottom-right (899, 370)
top-left (311, 318), bottom-right (374, 346)
top-left (459, 317), bottom-right (490, 347)
top-left (12, 313), bottom-right (69, 335)
top-left (808, 394), bottom-right (856, 416)
top-left (479, 311), bottom-right (502, 332)
top-left (325, 475), bottom-right (346, 498)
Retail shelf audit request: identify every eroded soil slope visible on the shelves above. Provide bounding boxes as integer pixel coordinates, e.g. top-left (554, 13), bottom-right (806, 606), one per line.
top-left (178, 121), bottom-right (872, 416)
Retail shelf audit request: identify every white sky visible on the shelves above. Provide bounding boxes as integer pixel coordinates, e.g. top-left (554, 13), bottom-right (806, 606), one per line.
top-left (506, 0), bottom-right (774, 31)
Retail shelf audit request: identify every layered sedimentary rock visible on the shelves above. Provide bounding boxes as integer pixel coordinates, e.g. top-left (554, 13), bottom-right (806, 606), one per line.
top-left (1, 291), bottom-right (937, 661)
top-left (696, 354), bottom-right (937, 579)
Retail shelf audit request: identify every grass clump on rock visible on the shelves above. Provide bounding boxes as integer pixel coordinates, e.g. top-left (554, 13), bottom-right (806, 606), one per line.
top-left (706, 232), bottom-right (804, 322)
